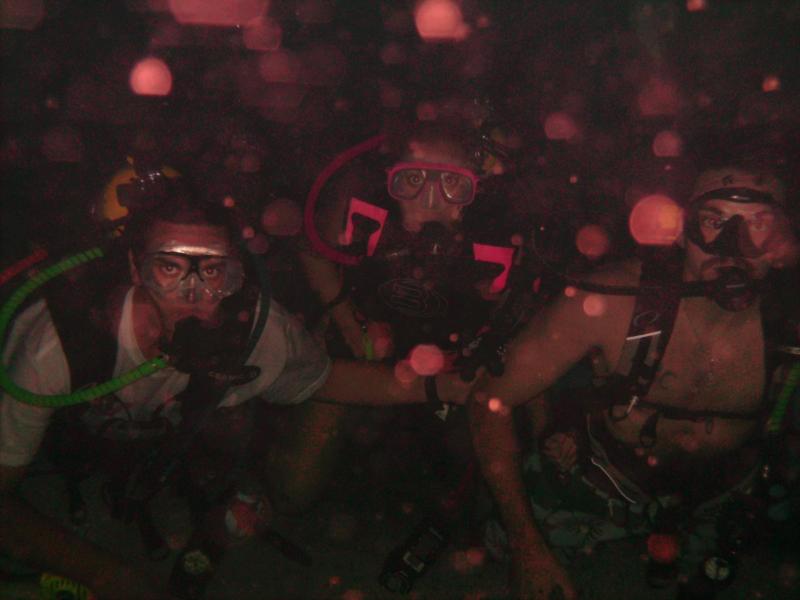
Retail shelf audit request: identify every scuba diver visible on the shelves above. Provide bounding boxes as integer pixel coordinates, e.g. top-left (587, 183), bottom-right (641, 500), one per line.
top-left (299, 116), bottom-right (538, 591)
top-left (469, 160), bottom-right (800, 600)
top-left (0, 168), bottom-right (476, 600)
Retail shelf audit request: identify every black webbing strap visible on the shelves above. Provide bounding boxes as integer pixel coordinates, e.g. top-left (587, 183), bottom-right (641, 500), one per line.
top-left (609, 254), bottom-right (683, 444)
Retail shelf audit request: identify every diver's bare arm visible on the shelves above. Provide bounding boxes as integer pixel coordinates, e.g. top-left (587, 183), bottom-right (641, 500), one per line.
top-left (469, 397), bottom-right (548, 554)
top-left (317, 360), bottom-right (473, 405)
top-left (468, 291), bottom-right (602, 563)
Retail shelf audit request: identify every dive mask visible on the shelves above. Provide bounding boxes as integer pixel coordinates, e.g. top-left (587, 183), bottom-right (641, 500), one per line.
top-left (140, 244), bottom-right (244, 302)
top-left (387, 162), bottom-right (478, 207)
top-left (685, 187), bottom-right (783, 259)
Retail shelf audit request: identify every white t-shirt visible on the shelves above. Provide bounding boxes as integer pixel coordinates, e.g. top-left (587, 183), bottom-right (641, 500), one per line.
top-left (0, 288), bottom-right (331, 467)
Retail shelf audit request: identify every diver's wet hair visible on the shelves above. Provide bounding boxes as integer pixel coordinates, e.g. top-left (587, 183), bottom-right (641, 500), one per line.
top-left (383, 118), bottom-right (482, 171)
top-left (123, 176), bottom-right (238, 257)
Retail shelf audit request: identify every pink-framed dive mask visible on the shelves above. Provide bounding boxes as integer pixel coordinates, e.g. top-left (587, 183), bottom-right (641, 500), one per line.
top-left (387, 162), bottom-right (478, 208)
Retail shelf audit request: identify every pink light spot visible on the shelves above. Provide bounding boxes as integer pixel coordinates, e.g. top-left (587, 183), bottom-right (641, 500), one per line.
top-left (582, 294), bottom-right (607, 317)
top-left (1, 0), bottom-right (44, 30)
top-left (652, 130), bottom-right (683, 157)
top-left (647, 455), bottom-right (659, 467)
top-left (259, 50), bottom-right (302, 83)
top-left (416, 101), bottom-right (438, 121)
top-left (394, 360), bottom-right (418, 385)
top-left (380, 42), bottom-right (407, 65)
top-left (379, 81), bottom-right (404, 108)
top-left (42, 126), bottom-right (84, 163)
top-left (302, 43), bottom-right (347, 86)
top-left (628, 194), bottom-right (684, 246)
top-left (575, 224), bottom-right (610, 260)
top-left (467, 547), bottom-right (486, 566)
top-left (414, 0), bottom-right (470, 42)
top-left (686, 0), bottom-right (707, 12)
top-left (543, 112), bottom-right (578, 141)
top-left (328, 575), bottom-right (341, 587)
top-left (409, 345), bottom-right (445, 376)
top-left (241, 225), bottom-right (256, 240)
top-left (637, 77), bottom-right (681, 117)
top-left (451, 550), bottom-right (470, 573)
top-left (569, 174), bottom-right (579, 184)
top-left (261, 198), bottom-right (303, 236)
top-left (488, 397), bottom-right (502, 413)
top-left (223, 196), bottom-right (236, 208)
top-left (510, 233), bottom-right (524, 247)
top-left (129, 57), bottom-right (173, 96)
top-left (246, 234), bottom-right (270, 255)
top-left (243, 16), bottom-right (282, 51)
top-left (295, 0), bottom-right (334, 25)
top-left (564, 286), bottom-right (577, 298)
top-left (449, 333), bottom-right (459, 343)
top-left (168, 0), bottom-right (267, 27)
top-left (762, 75), bottom-right (781, 93)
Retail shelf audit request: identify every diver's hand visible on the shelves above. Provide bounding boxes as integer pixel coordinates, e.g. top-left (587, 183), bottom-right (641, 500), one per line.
top-left (330, 303), bottom-right (393, 359)
top-left (434, 368), bottom-right (484, 405)
top-left (511, 547), bottom-right (578, 600)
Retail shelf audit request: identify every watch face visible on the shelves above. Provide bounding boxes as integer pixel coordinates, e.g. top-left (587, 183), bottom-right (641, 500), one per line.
top-left (703, 556), bottom-right (732, 581)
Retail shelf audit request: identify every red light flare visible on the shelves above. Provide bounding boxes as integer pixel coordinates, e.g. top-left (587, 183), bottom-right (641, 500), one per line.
top-left (647, 532), bottom-right (680, 564)
top-left (379, 81), bottom-right (404, 109)
top-left (1, 0), bottom-right (44, 30)
top-left (637, 77), bottom-right (681, 117)
top-left (246, 234), bottom-right (270, 255)
top-left (628, 194), bottom-right (684, 246)
top-left (686, 0), bottom-right (707, 12)
top-left (582, 294), bottom-right (607, 317)
top-left (243, 15), bottom-right (282, 51)
top-left (394, 360), bottom-right (418, 385)
top-left (261, 198), bottom-right (302, 236)
top-left (652, 130), bottom-right (683, 157)
top-left (575, 224), bottom-right (610, 260)
top-left (414, 0), bottom-right (470, 42)
top-left (416, 101), bottom-right (438, 121)
top-left (295, 0), bottom-right (334, 25)
top-left (409, 344), bottom-right (445, 376)
top-left (42, 126), bottom-right (84, 163)
top-left (543, 112), bottom-right (579, 141)
top-left (129, 57), bottom-right (173, 96)
top-left (302, 44), bottom-right (347, 86)
top-left (762, 74), bottom-right (781, 93)
top-left (168, 0), bottom-right (267, 27)
top-left (380, 42), bottom-right (407, 66)
top-left (258, 50), bottom-right (302, 84)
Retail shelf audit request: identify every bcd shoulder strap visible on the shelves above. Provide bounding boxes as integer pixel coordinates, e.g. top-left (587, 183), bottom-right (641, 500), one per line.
top-left (609, 249), bottom-right (684, 428)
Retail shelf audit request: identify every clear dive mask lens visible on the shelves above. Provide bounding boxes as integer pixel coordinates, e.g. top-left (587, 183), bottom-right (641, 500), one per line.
top-left (688, 207), bottom-right (785, 259)
top-left (387, 162), bottom-right (477, 206)
top-left (141, 252), bottom-right (244, 301)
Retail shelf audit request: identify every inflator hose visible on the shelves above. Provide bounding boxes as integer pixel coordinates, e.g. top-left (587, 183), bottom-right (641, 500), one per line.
top-left (0, 247), bottom-right (168, 407)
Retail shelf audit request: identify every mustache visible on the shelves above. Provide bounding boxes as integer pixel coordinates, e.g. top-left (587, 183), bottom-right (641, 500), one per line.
top-left (699, 256), bottom-right (754, 275)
